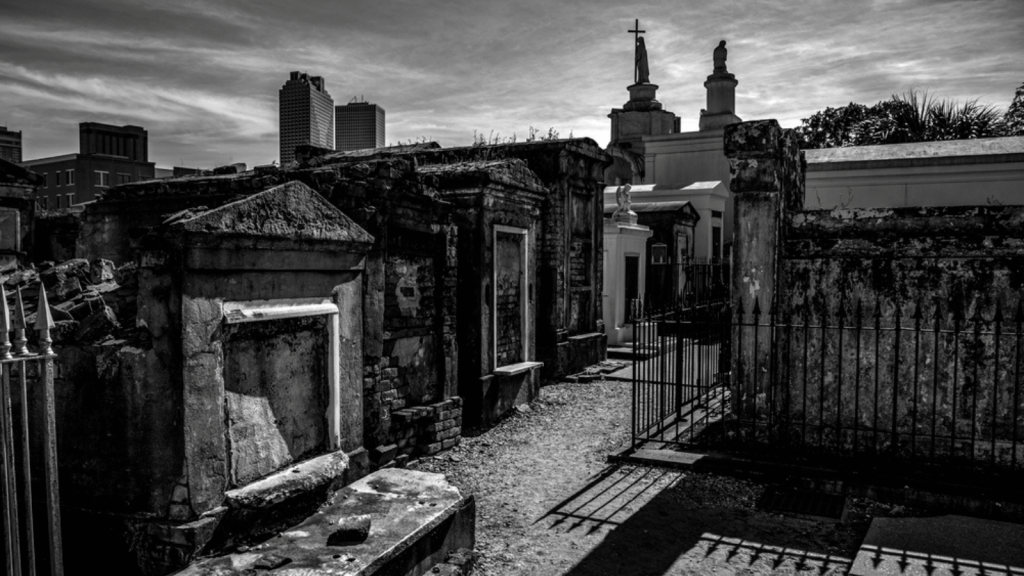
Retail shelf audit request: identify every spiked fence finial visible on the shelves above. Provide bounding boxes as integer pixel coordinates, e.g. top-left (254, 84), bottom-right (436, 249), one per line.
top-left (12, 285), bottom-right (28, 356)
top-left (36, 285), bottom-right (54, 356)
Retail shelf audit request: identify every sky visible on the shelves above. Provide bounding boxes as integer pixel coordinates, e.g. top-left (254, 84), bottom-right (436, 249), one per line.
top-left (2, 0), bottom-right (1022, 169)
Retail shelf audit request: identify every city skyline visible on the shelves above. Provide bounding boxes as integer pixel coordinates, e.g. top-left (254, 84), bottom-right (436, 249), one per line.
top-left (2, 0), bottom-right (1022, 169)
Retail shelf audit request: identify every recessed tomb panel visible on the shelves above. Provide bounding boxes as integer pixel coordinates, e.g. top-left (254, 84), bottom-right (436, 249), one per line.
top-left (495, 229), bottom-right (525, 367)
top-left (223, 315), bottom-right (329, 487)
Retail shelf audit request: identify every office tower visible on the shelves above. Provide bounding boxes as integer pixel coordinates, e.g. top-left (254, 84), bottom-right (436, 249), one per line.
top-left (279, 71), bottom-right (334, 164)
top-left (0, 126), bottom-right (22, 163)
top-left (335, 100), bottom-right (385, 152)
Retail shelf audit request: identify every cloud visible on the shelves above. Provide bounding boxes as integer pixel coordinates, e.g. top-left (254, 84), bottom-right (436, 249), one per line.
top-left (2, 0), bottom-right (1022, 167)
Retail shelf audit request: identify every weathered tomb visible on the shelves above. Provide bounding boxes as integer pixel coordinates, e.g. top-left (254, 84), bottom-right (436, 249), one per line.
top-left (74, 156), bottom-right (464, 463)
top-left (58, 181), bottom-right (373, 573)
top-left (419, 159), bottom-right (547, 427)
top-left (307, 159), bottom-right (460, 462)
top-left (317, 138), bottom-right (613, 380)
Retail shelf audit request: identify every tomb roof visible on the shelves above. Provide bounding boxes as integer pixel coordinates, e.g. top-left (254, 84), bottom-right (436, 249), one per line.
top-left (806, 136), bottom-right (1024, 171)
top-left (604, 200), bottom-right (697, 214)
top-left (0, 157), bottom-right (43, 187)
top-left (170, 180), bottom-right (373, 246)
top-left (303, 138), bottom-right (611, 172)
top-left (417, 159), bottom-right (545, 193)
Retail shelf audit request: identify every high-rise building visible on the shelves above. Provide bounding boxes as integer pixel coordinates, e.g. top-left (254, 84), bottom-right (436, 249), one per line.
top-left (279, 71), bottom-right (334, 164)
top-left (335, 100), bottom-right (385, 152)
top-left (20, 122), bottom-right (155, 209)
top-left (0, 126), bottom-right (22, 163)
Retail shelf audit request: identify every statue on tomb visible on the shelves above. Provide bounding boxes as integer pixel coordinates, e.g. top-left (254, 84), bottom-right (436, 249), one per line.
top-left (713, 40), bottom-right (728, 73)
top-left (615, 183), bottom-right (632, 213)
top-left (636, 37), bottom-right (650, 84)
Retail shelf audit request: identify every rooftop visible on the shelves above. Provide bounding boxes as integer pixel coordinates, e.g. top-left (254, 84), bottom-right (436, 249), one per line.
top-left (604, 200), bottom-right (696, 214)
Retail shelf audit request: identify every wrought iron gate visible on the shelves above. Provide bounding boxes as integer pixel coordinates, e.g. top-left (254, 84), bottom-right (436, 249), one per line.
top-left (630, 301), bottom-right (731, 448)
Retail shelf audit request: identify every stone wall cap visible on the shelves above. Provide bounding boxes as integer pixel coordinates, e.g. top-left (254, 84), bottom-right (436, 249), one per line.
top-left (806, 136), bottom-right (1024, 170)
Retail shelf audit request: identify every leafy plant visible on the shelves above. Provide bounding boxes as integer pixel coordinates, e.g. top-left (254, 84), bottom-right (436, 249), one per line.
top-left (1005, 81), bottom-right (1024, 136)
top-left (797, 88), bottom-right (1013, 149)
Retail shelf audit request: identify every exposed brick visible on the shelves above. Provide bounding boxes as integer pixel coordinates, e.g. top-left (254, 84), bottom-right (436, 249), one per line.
top-left (441, 438), bottom-right (457, 450)
top-left (424, 442), bottom-right (443, 455)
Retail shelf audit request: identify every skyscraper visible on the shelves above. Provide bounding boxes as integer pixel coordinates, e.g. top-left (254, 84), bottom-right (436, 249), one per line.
top-left (335, 100), bottom-right (385, 152)
top-left (0, 126), bottom-right (22, 163)
top-left (279, 71), bottom-right (334, 164)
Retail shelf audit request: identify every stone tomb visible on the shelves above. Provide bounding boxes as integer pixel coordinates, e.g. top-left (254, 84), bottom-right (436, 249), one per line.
top-left (602, 200), bottom-right (653, 347)
top-left (604, 199), bottom-right (700, 308)
top-left (420, 160), bottom-right (546, 427)
top-left (329, 138), bottom-right (613, 379)
top-left (61, 181), bottom-right (373, 573)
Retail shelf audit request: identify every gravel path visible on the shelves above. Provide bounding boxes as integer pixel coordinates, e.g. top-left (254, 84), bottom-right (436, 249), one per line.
top-left (409, 379), bottom-right (900, 576)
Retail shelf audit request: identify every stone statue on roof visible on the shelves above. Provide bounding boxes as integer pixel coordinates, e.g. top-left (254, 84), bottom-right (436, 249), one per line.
top-left (713, 40), bottom-right (728, 73)
top-left (615, 183), bottom-right (632, 213)
top-left (636, 37), bottom-right (650, 84)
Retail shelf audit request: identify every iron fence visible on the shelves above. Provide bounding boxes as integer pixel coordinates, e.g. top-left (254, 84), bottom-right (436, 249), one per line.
top-left (630, 293), bottom-right (1024, 483)
top-left (729, 296), bottom-right (1024, 480)
top-left (1, 286), bottom-right (63, 576)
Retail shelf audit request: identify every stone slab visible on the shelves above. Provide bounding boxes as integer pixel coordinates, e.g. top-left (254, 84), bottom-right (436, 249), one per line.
top-left (176, 468), bottom-right (474, 576)
top-left (224, 450), bottom-right (349, 510)
top-left (850, 515), bottom-right (1024, 576)
top-left (628, 449), bottom-right (707, 468)
top-left (493, 361), bottom-right (543, 377)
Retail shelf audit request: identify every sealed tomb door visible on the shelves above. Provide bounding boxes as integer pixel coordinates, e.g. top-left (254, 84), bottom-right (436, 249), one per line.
top-left (222, 302), bottom-right (337, 487)
top-left (494, 226), bottom-right (528, 368)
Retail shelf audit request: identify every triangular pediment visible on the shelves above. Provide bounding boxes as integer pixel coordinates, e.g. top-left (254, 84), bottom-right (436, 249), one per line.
top-left (175, 180), bottom-right (373, 245)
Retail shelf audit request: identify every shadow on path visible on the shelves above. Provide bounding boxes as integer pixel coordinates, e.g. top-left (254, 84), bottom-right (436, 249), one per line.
top-left (538, 465), bottom-right (856, 576)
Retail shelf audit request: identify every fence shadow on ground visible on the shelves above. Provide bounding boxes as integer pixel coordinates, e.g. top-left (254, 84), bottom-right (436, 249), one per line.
top-left (538, 464), bottom-right (854, 576)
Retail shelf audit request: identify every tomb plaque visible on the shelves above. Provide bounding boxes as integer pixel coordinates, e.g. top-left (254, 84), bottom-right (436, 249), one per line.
top-left (495, 230), bottom-right (525, 367)
top-left (223, 316), bottom-right (329, 487)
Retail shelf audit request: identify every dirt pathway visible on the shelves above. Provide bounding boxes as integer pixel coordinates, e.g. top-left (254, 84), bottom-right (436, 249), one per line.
top-left (409, 379), bottom-right (893, 575)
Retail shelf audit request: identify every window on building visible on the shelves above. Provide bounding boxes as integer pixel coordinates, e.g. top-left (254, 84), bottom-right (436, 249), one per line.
top-left (54, 171), bottom-right (61, 187)
top-left (42, 173), bottom-right (48, 188)
top-left (94, 170), bottom-right (110, 187)
top-left (66, 193), bottom-right (75, 207)
top-left (39, 197), bottom-right (48, 210)
top-left (118, 173), bottom-right (131, 185)
top-left (66, 169), bottom-right (75, 186)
